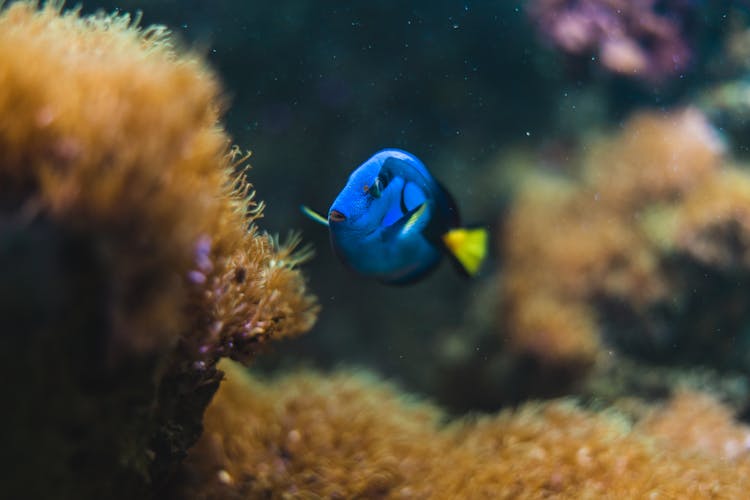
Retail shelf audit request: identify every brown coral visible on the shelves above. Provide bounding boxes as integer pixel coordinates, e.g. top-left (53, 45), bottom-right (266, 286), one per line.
top-left (179, 360), bottom-right (750, 499)
top-left (0, 2), bottom-right (316, 497)
top-left (500, 108), bottom-right (750, 378)
top-left (640, 390), bottom-right (750, 461)
top-left (674, 168), bottom-right (750, 268)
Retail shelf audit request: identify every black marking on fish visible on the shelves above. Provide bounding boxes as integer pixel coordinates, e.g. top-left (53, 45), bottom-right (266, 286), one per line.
top-left (399, 182), bottom-right (408, 215)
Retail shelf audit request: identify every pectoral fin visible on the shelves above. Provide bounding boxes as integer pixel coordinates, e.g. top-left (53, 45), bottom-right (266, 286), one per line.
top-left (401, 202), bottom-right (428, 233)
top-left (300, 205), bottom-right (329, 227)
top-left (382, 202), bottom-right (428, 239)
top-left (442, 227), bottom-right (488, 276)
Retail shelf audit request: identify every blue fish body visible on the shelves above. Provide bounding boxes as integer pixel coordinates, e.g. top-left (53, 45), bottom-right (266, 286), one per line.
top-left (303, 149), bottom-right (488, 285)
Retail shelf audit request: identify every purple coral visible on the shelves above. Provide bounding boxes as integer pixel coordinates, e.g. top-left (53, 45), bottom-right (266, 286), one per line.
top-left (527, 0), bottom-right (692, 83)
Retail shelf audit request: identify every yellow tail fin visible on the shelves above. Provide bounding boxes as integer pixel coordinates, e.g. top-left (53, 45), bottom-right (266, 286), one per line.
top-left (442, 227), bottom-right (489, 277)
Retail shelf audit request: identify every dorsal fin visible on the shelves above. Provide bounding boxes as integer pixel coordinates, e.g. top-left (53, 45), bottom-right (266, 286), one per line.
top-left (379, 156), bottom-right (432, 191)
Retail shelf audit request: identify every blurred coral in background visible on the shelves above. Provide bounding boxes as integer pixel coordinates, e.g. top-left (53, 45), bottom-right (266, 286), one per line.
top-left (527, 0), bottom-right (693, 82)
top-left (500, 107), bottom-right (750, 389)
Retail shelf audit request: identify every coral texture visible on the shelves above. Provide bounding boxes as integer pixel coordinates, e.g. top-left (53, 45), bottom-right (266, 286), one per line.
top-left (179, 360), bottom-right (750, 499)
top-left (639, 390), bottom-right (750, 461)
top-left (500, 108), bottom-right (750, 379)
top-left (0, 2), bottom-right (316, 498)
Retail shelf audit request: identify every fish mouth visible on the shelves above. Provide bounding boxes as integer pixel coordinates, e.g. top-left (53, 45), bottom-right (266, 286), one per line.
top-left (329, 210), bottom-right (346, 223)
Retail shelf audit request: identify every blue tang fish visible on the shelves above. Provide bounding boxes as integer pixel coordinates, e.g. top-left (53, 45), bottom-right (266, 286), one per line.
top-left (302, 149), bottom-right (488, 285)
